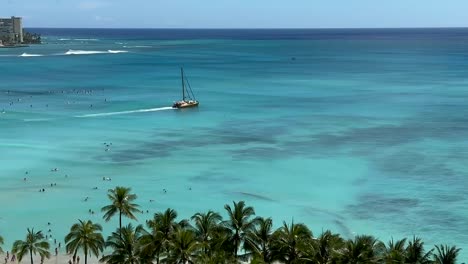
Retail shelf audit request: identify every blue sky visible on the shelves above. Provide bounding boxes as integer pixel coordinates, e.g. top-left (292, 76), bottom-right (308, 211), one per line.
top-left (2, 0), bottom-right (468, 28)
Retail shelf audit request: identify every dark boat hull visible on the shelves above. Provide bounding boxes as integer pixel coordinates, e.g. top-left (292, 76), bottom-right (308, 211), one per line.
top-left (172, 101), bottom-right (199, 109)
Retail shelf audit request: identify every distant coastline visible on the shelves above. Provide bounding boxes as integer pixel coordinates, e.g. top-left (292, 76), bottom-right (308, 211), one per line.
top-left (0, 16), bottom-right (41, 46)
top-left (0, 44), bottom-right (29, 48)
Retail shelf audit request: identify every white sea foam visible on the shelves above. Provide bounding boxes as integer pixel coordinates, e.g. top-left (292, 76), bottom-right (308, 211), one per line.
top-left (19, 53), bottom-right (44, 57)
top-left (58, 38), bottom-right (71, 41)
top-left (76, 107), bottom-right (173, 118)
top-left (63, 49), bottom-right (128, 55)
top-left (108, 50), bottom-right (128, 54)
top-left (64, 50), bottom-right (107, 55)
top-left (74, 38), bottom-right (99, 41)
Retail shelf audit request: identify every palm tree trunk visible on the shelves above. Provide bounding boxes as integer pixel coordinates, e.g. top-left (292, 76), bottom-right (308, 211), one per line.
top-left (119, 210), bottom-right (122, 239)
top-left (234, 231), bottom-right (239, 259)
top-left (84, 245), bottom-right (88, 264)
top-left (30, 248), bottom-right (34, 264)
top-left (73, 248), bottom-right (78, 263)
top-left (119, 210), bottom-right (122, 230)
top-left (234, 240), bottom-right (238, 258)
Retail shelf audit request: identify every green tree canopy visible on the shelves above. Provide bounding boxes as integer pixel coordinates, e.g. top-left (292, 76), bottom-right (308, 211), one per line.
top-left (101, 186), bottom-right (140, 232)
top-left (12, 228), bottom-right (50, 264)
top-left (65, 220), bottom-right (105, 264)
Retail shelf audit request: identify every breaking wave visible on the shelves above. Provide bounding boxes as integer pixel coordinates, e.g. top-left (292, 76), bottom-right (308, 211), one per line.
top-left (108, 50), bottom-right (128, 54)
top-left (64, 50), bottom-right (128, 55)
top-left (65, 50), bottom-right (107, 55)
top-left (19, 53), bottom-right (44, 57)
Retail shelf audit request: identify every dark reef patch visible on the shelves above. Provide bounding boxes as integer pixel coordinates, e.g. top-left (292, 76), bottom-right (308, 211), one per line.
top-left (231, 191), bottom-right (276, 202)
top-left (281, 112), bottom-right (468, 158)
top-left (1, 89), bottom-right (52, 96)
top-left (188, 171), bottom-right (242, 183)
top-left (231, 146), bottom-right (284, 160)
top-left (302, 206), bottom-right (352, 237)
top-left (96, 119), bottom-right (289, 163)
top-left (347, 194), bottom-right (420, 219)
top-left (94, 141), bottom-right (175, 163)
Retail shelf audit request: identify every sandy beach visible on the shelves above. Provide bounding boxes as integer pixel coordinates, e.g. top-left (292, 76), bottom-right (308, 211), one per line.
top-left (0, 253), bottom-right (100, 264)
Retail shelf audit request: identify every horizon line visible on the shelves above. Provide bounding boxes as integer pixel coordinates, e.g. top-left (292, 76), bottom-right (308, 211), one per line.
top-left (23, 26), bottom-right (468, 30)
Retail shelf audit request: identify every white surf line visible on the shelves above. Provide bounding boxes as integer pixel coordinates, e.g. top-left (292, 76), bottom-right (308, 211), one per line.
top-left (75, 106), bottom-right (174, 118)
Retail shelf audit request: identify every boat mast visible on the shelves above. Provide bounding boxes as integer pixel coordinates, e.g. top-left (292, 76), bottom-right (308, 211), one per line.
top-left (181, 67), bottom-right (185, 101)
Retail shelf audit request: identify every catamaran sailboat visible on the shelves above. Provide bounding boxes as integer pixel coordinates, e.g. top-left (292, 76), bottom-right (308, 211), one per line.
top-left (172, 68), bottom-right (199, 109)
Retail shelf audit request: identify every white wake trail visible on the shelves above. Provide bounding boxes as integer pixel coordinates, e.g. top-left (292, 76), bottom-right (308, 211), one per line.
top-left (75, 106), bottom-right (174, 118)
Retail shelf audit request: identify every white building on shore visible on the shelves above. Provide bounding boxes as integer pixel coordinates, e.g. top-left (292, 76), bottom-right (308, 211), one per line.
top-left (0, 16), bottom-right (23, 44)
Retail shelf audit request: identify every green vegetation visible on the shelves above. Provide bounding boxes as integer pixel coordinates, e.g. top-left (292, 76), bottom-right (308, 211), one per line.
top-left (0, 235), bottom-right (3, 254)
top-left (64, 220), bottom-right (105, 264)
top-left (1, 186), bottom-right (463, 263)
top-left (22, 31), bottom-right (41, 44)
top-left (11, 228), bottom-right (50, 264)
top-left (0, 31), bottom-right (41, 46)
top-left (101, 186), bottom-right (140, 234)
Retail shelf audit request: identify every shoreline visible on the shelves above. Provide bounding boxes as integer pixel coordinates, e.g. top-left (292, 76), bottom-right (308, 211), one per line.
top-left (0, 45), bottom-right (30, 48)
top-left (0, 253), bottom-right (101, 264)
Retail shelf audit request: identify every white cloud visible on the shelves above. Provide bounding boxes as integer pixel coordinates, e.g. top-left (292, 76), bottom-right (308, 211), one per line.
top-left (78, 1), bottom-right (109, 10)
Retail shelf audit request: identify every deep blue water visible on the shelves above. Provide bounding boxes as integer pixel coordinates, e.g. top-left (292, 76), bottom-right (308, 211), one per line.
top-left (28, 27), bottom-right (468, 40)
top-left (1, 28), bottom-right (468, 261)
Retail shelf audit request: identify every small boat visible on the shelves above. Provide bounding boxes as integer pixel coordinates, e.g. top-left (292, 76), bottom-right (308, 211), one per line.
top-left (172, 68), bottom-right (199, 109)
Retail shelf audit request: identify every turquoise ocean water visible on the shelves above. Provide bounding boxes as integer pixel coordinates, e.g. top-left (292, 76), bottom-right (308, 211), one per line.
top-left (1, 28), bottom-right (467, 259)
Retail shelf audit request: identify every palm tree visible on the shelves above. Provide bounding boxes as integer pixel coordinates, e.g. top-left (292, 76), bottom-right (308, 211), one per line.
top-left (197, 225), bottom-right (236, 262)
top-left (244, 217), bottom-right (274, 263)
top-left (151, 208), bottom-right (180, 240)
top-left (433, 244), bottom-right (461, 264)
top-left (191, 210), bottom-right (222, 254)
top-left (101, 186), bottom-right (140, 233)
top-left (270, 221), bottom-right (313, 264)
top-left (12, 228), bottom-right (50, 264)
top-left (64, 220), bottom-right (105, 264)
top-left (0, 235), bottom-right (4, 254)
top-left (405, 236), bottom-right (433, 264)
top-left (378, 238), bottom-right (407, 264)
top-left (339, 235), bottom-right (380, 264)
top-left (149, 208), bottom-right (187, 258)
top-left (101, 224), bottom-right (142, 264)
top-left (167, 228), bottom-right (200, 263)
top-left (312, 230), bottom-right (345, 264)
top-left (196, 249), bottom-right (237, 264)
top-left (137, 224), bottom-right (164, 264)
top-left (223, 201), bottom-right (258, 259)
